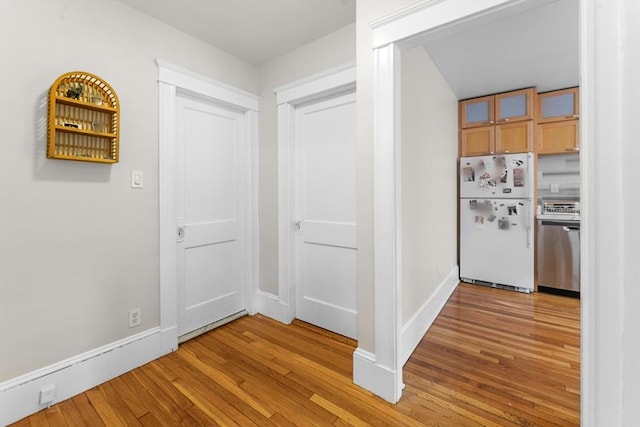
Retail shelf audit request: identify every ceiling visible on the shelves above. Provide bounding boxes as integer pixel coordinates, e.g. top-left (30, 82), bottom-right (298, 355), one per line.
top-left (421, 0), bottom-right (579, 99)
top-left (118, 0), bottom-right (577, 99)
top-left (119, 0), bottom-right (356, 66)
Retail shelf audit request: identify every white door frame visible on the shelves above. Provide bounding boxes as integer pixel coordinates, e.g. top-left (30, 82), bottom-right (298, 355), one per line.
top-left (157, 59), bottom-right (259, 350)
top-left (273, 64), bottom-right (356, 325)
top-left (364, 0), bottom-right (601, 413)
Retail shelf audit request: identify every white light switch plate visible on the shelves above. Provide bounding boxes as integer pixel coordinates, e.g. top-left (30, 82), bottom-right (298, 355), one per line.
top-left (131, 170), bottom-right (143, 189)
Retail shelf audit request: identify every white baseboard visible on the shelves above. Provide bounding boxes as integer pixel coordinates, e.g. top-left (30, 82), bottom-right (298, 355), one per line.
top-left (0, 326), bottom-right (176, 426)
top-left (254, 290), bottom-right (292, 324)
top-left (352, 348), bottom-right (402, 404)
top-left (400, 266), bottom-right (459, 365)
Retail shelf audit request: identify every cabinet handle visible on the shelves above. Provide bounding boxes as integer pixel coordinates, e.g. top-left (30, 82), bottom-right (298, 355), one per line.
top-left (565, 147), bottom-right (580, 152)
top-left (566, 115), bottom-right (580, 119)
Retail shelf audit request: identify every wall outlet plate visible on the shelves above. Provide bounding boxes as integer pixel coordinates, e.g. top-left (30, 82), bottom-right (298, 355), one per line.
top-left (129, 307), bottom-right (141, 328)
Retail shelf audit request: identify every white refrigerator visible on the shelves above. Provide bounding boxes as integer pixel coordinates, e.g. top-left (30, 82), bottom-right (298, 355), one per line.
top-left (459, 153), bottom-right (534, 292)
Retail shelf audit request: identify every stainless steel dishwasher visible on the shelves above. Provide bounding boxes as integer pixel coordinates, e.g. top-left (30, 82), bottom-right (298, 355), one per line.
top-left (537, 220), bottom-right (580, 295)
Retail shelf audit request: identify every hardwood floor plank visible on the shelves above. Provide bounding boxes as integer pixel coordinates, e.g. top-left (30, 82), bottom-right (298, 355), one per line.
top-left (156, 355), bottom-right (268, 425)
top-left (85, 387), bottom-right (131, 427)
top-left (11, 283), bottom-right (580, 426)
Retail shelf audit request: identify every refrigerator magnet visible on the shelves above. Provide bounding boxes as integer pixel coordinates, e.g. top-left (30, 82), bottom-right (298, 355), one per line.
top-left (500, 169), bottom-right (508, 183)
top-left (463, 166), bottom-right (475, 182)
top-left (469, 200), bottom-right (478, 209)
top-left (508, 205), bottom-right (518, 215)
top-left (498, 218), bottom-right (510, 230)
top-left (478, 172), bottom-right (491, 187)
top-left (487, 214), bottom-right (496, 222)
top-left (513, 167), bottom-right (524, 187)
top-left (475, 215), bottom-right (485, 226)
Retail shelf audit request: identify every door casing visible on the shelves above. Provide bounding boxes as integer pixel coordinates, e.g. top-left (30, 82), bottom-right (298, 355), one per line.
top-left (157, 59), bottom-right (259, 349)
top-left (274, 64), bottom-right (356, 325)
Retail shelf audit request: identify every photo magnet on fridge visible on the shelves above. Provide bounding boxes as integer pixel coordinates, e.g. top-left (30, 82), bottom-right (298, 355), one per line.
top-left (498, 218), bottom-right (510, 230)
top-left (469, 200), bottom-right (478, 209)
top-left (513, 167), bottom-right (525, 187)
top-left (500, 169), bottom-right (508, 184)
top-left (463, 165), bottom-right (475, 182)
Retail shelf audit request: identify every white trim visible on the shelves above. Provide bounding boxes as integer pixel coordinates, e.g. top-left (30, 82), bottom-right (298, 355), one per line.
top-left (157, 60), bottom-right (259, 345)
top-left (273, 64), bottom-right (356, 325)
top-left (254, 291), bottom-right (292, 325)
top-left (156, 59), bottom-right (258, 111)
top-left (399, 267), bottom-right (459, 365)
top-left (371, 0), bottom-right (522, 49)
top-left (579, 1), bottom-right (595, 425)
top-left (274, 62), bottom-right (356, 106)
top-left (352, 348), bottom-right (398, 403)
top-left (0, 328), bottom-right (169, 426)
top-left (371, 43), bottom-right (403, 403)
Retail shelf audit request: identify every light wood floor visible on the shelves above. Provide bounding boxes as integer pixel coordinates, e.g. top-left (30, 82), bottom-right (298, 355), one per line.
top-left (12, 283), bottom-right (580, 426)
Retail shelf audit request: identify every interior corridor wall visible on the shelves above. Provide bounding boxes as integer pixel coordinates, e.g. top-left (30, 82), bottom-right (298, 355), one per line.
top-left (400, 46), bottom-right (458, 325)
top-left (0, 0), bottom-right (257, 382)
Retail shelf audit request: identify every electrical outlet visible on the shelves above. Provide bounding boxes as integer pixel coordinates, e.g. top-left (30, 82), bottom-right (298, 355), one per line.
top-left (40, 384), bottom-right (55, 406)
top-left (129, 307), bottom-right (141, 328)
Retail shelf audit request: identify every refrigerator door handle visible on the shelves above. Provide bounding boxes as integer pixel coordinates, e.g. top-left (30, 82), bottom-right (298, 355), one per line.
top-left (525, 200), bottom-right (533, 248)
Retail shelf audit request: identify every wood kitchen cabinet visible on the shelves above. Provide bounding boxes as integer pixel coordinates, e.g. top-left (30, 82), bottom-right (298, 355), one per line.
top-left (537, 119), bottom-right (579, 154)
top-left (495, 88), bottom-right (535, 124)
top-left (459, 88), bottom-right (534, 156)
top-left (535, 87), bottom-right (580, 154)
top-left (461, 121), bottom-right (532, 156)
top-left (460, 126), bottom-right (494, 156)
top-left (459, 95), bottom-right (494, 128)
top-left (537, 87), bottom-right (579, 123)
top-left (460, 88), bottom-right (534, 129)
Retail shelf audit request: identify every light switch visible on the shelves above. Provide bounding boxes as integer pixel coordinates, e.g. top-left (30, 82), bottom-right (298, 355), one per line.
top-left (131, 170), bottom-right (143, 189)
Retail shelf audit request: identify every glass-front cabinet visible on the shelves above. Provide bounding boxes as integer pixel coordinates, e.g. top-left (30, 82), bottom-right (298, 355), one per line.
top-left (459, 95), bottom-right (494, 128)
top-left (537, 87), bottom-right (579, 123)
top-left (495, 88), bottom-right (534, 123)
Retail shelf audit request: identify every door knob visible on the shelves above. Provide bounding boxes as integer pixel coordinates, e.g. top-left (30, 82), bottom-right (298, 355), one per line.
top-left (177, 225), bottom-right (186, 241)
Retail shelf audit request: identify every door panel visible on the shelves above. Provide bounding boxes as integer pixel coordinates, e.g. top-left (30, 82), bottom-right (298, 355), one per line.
top-left (177, 95), bottom-right (245, 337)
top-left (294, 92), bottom-right (357, 339)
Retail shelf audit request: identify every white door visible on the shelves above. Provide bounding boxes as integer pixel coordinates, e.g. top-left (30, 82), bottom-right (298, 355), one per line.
top-left (294, 92), bottom-right (357, 339)
top-left (176, 94), bottom-right (245, 337)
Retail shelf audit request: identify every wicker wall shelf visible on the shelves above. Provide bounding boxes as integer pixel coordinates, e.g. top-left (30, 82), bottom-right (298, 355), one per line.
top-left (48, 71), bottom-right (120, 163)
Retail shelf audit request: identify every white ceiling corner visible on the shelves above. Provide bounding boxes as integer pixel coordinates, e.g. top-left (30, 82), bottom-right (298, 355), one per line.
top-left (119, 0), bottom-right (356, 66)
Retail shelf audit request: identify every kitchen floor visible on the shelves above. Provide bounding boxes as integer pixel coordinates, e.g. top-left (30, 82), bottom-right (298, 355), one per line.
top-left (402, 282), bottom-right (580, 425)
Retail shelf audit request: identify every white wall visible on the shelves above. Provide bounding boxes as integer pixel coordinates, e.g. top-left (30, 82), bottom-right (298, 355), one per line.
top-left (400, 46), bottom-right (458, 325)
top-left (256, 24), bottom-right (356, 296)
top-left (355, 0), bottom-right (416, 353)
top-left (0, 0), bottom-right (257, 382)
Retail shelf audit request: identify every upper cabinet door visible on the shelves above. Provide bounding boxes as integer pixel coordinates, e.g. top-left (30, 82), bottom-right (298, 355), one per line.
top-left (537, 87), bottom-right (579, 123)
top-left (495, 88), bottom-right (534, 123)
top-left (459, 95), bottom-right (494, 128)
